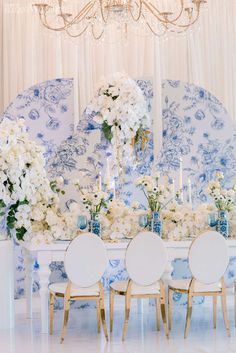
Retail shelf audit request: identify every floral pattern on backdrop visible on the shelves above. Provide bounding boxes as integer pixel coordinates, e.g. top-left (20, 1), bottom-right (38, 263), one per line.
top-left (1, 78), bottom-right (236, 307)
top-left (158, 80), bottom-right (236, 204)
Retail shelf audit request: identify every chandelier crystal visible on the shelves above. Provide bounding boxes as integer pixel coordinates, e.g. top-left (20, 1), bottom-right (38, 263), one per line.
top-left (34, 0), bottom-right (207, 40)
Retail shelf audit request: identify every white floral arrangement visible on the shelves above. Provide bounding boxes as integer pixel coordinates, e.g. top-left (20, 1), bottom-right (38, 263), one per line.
top-left (101, 199), bottom-right (143, 240)
top-left (89, 72), bottom-right (150, 167)
top-left (75, 181), bottom-right (110, 214)
top-left (135, 173), bottom-right (178, 212)
top-left (0, 118), bottom-right (70, 243)
top-left (207, 172), bottom-right (236, 211)
top-left (162, 202), bottom-right (214, 240)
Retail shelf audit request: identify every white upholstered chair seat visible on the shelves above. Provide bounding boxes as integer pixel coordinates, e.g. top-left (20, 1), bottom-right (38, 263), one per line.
top-left (110, 280), bottom-right (160, 296)
top-left (49, 282), bottom-right (100, 297)
top-left (168, 279), bottom-right (221, 293)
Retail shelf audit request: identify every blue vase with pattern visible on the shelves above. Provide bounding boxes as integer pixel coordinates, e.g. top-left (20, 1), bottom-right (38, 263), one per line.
top-left (216, 210), bottom-right (229, 238)
top-left (89, 212), bottom-right (101, 237)
top-left (150, 211), bottom-right (162, 237)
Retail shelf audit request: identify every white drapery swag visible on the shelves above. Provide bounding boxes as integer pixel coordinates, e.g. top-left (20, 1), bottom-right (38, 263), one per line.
top-left (0, 0), bottom-right (236, 153)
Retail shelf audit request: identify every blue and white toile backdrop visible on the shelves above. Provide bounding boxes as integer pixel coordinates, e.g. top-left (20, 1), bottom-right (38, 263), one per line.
top-left (1, 78), bottom-right (236, 307)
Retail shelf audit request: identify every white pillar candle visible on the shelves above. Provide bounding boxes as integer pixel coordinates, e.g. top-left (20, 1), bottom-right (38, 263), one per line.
top-left (113, 180), bottom-right (116, 200)
top-left (179, 157), bottom-right (183, 202)
top-left (105, 158), bottom-right (111, 190)
top-left (172, 179), bottom-right (175, 199)
top-left (188, 178), bottom-right (192, 205)
top-left (98, 172), bottom-right (102, 191)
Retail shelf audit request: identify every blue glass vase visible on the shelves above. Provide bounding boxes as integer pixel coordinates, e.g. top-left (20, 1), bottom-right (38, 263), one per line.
top-left (149, 211), bottom-right (162, 237)
top-left (216, 210), bottom-right (229, 238)
top-left (89, 212), bottom-right (101, 237)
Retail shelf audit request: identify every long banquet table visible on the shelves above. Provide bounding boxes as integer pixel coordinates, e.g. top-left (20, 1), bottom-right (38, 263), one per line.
top-left (21, 238), bottom-right (236, 334)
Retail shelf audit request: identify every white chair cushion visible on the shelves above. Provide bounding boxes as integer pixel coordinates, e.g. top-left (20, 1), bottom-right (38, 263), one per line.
top-left (49, 282), bottom-right (100, 297)
top-left (110, 280), bottom-right (160, 295)
top-left (168, 279), bottom-right (221, 293)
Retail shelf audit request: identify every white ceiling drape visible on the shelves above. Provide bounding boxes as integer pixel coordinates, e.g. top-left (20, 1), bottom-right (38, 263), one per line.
top-left (1, 0), bottom-right (236, 134)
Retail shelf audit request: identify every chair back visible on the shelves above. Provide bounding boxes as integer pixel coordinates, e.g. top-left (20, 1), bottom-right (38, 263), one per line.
top-left (64, 233), bottom-right (108, 288)
top-left (189, 231), bottom-right (229, 284)
top-left (125, 231), bottom-right (168, 286)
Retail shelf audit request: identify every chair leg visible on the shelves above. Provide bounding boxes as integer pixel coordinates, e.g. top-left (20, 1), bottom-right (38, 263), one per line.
top-left (155, 298), bottom-right (161, 331)
top-left (122, 294), bottom-right (131, 341)
top-left (168, 288), bottom-right (173, 331)
top-left (60, 298), bottom-right (70, 344)
top-left (160, 298), bottom-right (169, 338)
top-left (184, 294), bottom-right (193, 339)
top-left (100, 296), bottom-right (109, 341)
top-left (96, 299), bottom-right (101, 333)
top-left (213, 296), bottom-right (217, 329)
top-left (221, 293), bottom-right (231, 337)
top-left (49, 293), bottom-right (55, 335)
top-left (110, 289), bottom-right (115, 333)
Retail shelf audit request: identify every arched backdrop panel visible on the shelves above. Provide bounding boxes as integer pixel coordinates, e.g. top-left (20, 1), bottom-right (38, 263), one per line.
top-left (1, 78), bottom-right (236, 306)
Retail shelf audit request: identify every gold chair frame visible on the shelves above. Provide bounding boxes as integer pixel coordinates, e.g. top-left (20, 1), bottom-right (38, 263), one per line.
top-left (49, 280), bottom-right (109, 343)
top-left (168, 278), bottom-right (231, 338)
top-left (110, 279), bottom-right (169, 341)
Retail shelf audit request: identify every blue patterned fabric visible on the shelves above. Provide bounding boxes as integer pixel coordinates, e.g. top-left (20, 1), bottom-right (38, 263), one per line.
top-left (1, 78), bottom-right (236, 307)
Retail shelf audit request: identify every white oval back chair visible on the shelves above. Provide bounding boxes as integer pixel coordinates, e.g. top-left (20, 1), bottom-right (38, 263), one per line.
top-left (110, 231), bottom-right (168, 340)
top-left (168, 231), bottom-right (230, 338)
top-left (48, 233), bottom-right (108, 343)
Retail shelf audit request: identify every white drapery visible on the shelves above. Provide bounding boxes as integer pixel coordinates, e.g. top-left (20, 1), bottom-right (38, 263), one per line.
top-left (1, 0), bottom-right (236, 135)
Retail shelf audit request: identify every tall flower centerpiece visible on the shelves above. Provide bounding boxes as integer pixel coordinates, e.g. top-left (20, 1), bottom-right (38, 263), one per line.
top-left (135, 174), bottom-right (177, 236)
top-left (207, 172), bottom-right (236, 237)
top-left (89, 72), bottom-right (150, 189)
top-left (0, 118), bottom-right (69, 243)
top-left (75, 181), bottom-right (110, 237)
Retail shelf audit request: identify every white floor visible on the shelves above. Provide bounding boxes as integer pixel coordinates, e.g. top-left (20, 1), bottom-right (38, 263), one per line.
top-left (1, 294), bottom-right (236, 353)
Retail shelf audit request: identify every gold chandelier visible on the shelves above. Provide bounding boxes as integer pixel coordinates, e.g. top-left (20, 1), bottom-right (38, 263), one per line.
top-left (34, 0), bottom-right (207, 40)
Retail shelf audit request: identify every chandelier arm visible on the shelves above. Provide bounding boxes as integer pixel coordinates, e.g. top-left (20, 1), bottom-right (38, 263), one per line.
top-left (142, 0), bottom-right (185, 25)
top-left (166, 8), bottom-right (201, 29)
top-left (65, 25), bottom-right (89, 38)
top-left (35, 2), bottom-right (95, 31)
top-left (145, 20), bottom-right (167, 37)
top-left (92, 25), bottom-right (104, 40)
top-left (34, 5), bottom-right (67, 31)
top-left (141, 12), bottom-right (167, 36)
top-left (66, 1), bottom-right (96, 27)
top-left (141, 1), bottom-right (171, 24)
top-left (99, 0), bottom-right (111, 23)
top-left (129, 0), bottom-right (142, 22)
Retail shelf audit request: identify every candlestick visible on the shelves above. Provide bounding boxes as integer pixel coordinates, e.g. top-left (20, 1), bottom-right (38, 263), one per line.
top-left (188, 178), bottom-right (192, 205)
top-left (179, 157), bottom-right (183, 202)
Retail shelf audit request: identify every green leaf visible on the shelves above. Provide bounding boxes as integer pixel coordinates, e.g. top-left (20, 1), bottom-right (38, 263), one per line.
top-left (0, 199), bottom-right (6, 208)
top-left (16, 227), bottom-right (27, 241)
top-left (102, 122), bottom-right (113, 142)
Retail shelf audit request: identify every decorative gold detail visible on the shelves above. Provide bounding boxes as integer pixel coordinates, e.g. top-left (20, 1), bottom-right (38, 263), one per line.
top-left (34, 0), bottom-right (207, 39)
top-left (168, 277), bottom-right (231, 338)
top-left (110, 279), bottom-right (169, 340)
